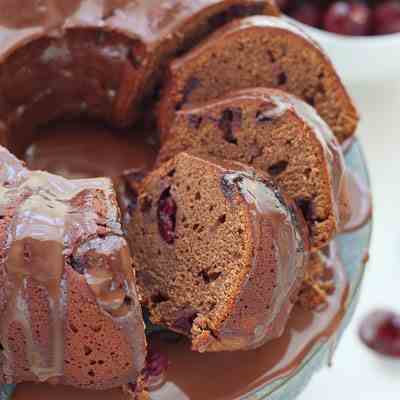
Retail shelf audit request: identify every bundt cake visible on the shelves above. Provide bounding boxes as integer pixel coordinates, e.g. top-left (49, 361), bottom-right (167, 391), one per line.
top-left (127, 152), bottom-right (310, 352)
top-left (0, 0), bottom-right (278, 153)
top-left (0, 147), bottom-right (147, 394)
top-left (158, 88), bottom-right (350, 250)
top-left (0, 0), bottom-right (366, 397)
top-left (158, 15), bottom-right (358, 143)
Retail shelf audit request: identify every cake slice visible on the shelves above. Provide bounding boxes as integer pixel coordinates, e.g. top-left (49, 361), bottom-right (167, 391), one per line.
top-left (0, 147), bottom-right (147, 394)
top-left (158, 88), bottom-right (350, 250)
top-left (128, 152), bottom-right (309, 352)
top-left (158, 16), bottom-right (358, 143)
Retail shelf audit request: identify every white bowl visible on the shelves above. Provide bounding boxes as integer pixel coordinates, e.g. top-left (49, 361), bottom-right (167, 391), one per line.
top-left (286, 17), bottom-right (400, 86)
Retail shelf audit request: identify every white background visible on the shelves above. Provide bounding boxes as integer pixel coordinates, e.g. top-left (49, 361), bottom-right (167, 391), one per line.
top-left (299, 81), bottom-right (400, 399)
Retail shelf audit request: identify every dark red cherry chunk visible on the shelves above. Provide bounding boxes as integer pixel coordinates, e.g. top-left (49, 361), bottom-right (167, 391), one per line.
top-left (323, 1), bottom-right (372, 36)
top-left (157, 188), bottom-right (177, 244)
top-left (373, 1), bottom-right (400, 35)
top-left (359, 310), bottom-right (400, 358)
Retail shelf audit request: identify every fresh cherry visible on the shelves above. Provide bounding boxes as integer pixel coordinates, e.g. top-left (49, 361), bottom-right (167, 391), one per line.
top-left (359, 310), bottom-right (400, 358)
top-left (289, 1), bottom-right (322, 28)
top-left (373, 1), bottom-right (400, 35)
top-left (157, 188), bottom-right (177, 244)
top-left (323, 1), bottom-right (372, 36)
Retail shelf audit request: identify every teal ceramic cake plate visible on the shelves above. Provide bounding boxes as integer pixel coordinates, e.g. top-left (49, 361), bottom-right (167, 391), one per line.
top-left (0, 139), bottom-right (372, 400)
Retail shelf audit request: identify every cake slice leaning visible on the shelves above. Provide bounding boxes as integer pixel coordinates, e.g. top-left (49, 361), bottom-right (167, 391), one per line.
top-left (158, 88), bottom-right (350, 250)
top-left (0, 147), bottom-right (147, 396)
top-left (128, 152), bottom-right (309, 352)
top-left (158, 15), bottom-right (358, 143)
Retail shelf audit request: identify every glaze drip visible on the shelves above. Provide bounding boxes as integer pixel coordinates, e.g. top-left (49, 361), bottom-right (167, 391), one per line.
top-left (219, 169), bottom-right (308, 348)
top-left (0, 145), bottom-right (144, 386)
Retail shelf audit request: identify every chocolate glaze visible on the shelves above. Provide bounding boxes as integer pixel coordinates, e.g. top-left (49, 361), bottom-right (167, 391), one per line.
top-left (215, 167), bottom-right (309, 349)
top-left (341, 171), bottom-right (373, 233)
top-left (0, 146), bottom-right (146, 389)
top-left (12, 242), bottom-right (348, 400)
top-left (24, 121), bottom-right (158, 179)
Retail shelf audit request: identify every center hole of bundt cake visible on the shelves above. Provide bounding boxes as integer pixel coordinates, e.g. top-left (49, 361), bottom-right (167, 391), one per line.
top-left (22, 120), bottom-right (158, 179)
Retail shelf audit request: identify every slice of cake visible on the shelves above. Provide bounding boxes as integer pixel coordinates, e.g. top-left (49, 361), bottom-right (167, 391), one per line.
top-left (158, 15), bottom-right (358, 143)
top-left (158, 88), bottom-right (350, 250)
top-left (127, 152), bottom-right (309, 352)
top-left (0, 147), bottom-right (146, 394)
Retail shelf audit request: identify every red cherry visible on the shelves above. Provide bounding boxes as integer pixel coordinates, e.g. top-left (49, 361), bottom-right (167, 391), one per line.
top-left (289, 1), bottom-right (322, 28)
top-left (157, 188), bottom-right (177, 244)
top-left (323, 1), bottom-right (372, 36)
top-left (359, 310), bottom-right (400, 358)
top-left (373, 1), bottom-right (400, 35)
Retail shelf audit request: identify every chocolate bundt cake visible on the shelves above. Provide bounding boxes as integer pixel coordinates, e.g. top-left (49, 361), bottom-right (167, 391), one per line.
top-left (158, 16), bottom-right (358, 143)
top-left (128, 152), bottom-right (310, 352)
top-left (158, 88), bottom-right (350, 250)
top-left (0, 0), bottom-right (278, 152)
top-left (0, 0), bottom-right (363, 396)
top-left (0, 147), bottom-right (146, 393)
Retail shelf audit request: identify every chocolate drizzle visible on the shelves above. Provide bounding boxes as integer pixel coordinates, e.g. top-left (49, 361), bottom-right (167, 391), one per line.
top-left (0, 145), bottom-right (146, 387)
top-left (1, 169), bottom-right (73, 382)
top-left (341, 170), bottom-right (372, 233)
top-left (217, 169), bottom-right (309, 349)
top-left (74, 235), bottom-right (138, 318)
